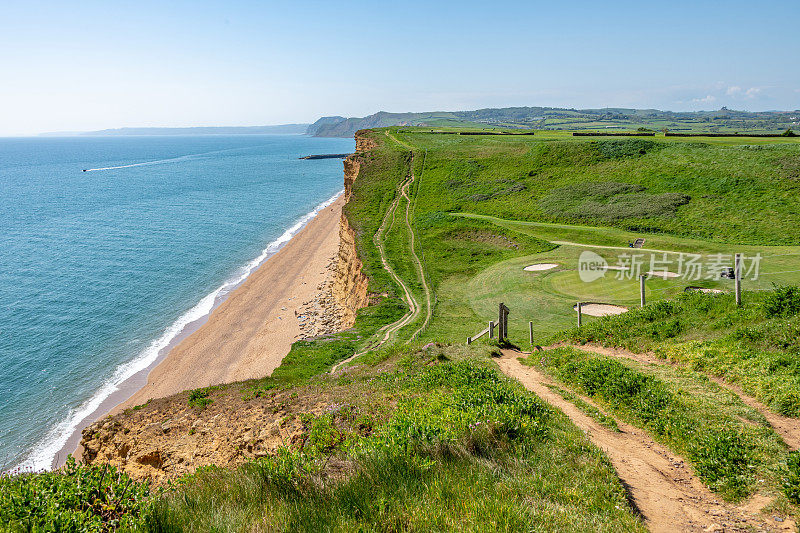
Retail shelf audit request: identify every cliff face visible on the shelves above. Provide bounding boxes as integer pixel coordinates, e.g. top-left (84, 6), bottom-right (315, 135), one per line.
top-left (342, 156), bottom-right (360, 201)
top-left (80, 384), bottom-right (332, 483)
top-left (331, 136), bottom-right (371, 326)
top-left (354, 132), bottom-right (377, 152)
top-left (332, 212), bottom-right (368, 327)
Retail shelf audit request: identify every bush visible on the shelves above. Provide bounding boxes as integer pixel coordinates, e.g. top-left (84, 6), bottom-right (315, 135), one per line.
top-left (764, 285), bottom-right (800, 318)
top-left (784, 451), bottom-right (800, 503)
top-left (188, 386), bottom-right (219, 409)
top-left (379, 362), bottom-right (550, 454)
top-left (0, 457), bottom-right (150, 531)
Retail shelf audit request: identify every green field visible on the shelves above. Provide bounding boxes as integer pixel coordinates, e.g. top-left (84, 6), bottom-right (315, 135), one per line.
top-left (309, 107), bottom-right (800, 137)
top-left (355, 129), bottom-right (800, 347)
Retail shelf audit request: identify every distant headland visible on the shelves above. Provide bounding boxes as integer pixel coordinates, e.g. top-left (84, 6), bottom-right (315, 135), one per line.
top-left (39, 124), bottom-right (310, 137)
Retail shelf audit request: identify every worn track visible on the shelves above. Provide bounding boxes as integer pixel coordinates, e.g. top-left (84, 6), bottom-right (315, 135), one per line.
top-left (332, 146), bottom-right (432, 371)
top-left (497, 350), bottom-right (794, 533)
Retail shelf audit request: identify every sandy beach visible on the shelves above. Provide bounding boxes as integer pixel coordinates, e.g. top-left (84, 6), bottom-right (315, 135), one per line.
top-left (63, 192), bottom-right (346, 466)
top-left (112, 194), bottom-right (345, 413)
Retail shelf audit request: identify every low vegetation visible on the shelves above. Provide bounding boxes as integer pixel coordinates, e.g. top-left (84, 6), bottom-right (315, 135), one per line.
top-left (545, 384), bottom-right (620, 432)
top-left (2, 349), bottom-right (645, 532)
top-left (144, 348), bottom-right (644, 532)
top-left (556, 289), bottom-right (800, 417)
top-left (405, 131), bottom-right (800, 245)
top-left (0, 457), bottom-right (151, 531)
top-left (524, 346), bottom-right (790, 501)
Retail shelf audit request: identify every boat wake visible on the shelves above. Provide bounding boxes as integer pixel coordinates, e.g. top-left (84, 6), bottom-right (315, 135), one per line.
top-left (82, 147), bottom-right (250, 172)
top-left (14, 189), bottom-right (344, 472)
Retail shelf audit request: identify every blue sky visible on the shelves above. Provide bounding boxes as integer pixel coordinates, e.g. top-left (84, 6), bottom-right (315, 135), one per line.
top-left (1, 0), bottom-right (798, 135)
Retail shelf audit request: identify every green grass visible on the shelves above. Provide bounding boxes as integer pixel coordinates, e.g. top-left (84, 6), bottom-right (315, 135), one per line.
top-left (10, 128), bottom-right (800, 529)
top-left (145, 348), bottom-right (645, 532)
top-left (351, 129), bottom-right (800, 353)
top-left (555, 289), bottom-right (800, 418)
top-left (545, 384), bottom-right (621, 432)
top-left (395, 130), bottom-right (800, 245)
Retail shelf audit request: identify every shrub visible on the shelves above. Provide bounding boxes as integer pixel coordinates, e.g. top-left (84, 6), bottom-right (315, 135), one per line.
top-left (0, 457), bottom-right (150, 531)
top-left (763, 285), bottom-right (800, 318)
top-left (690, 428), bottom-right (753, 499)
top-left (381, 362), bottom-right (550, 452)
top-left (188, 386), bottom-right (219, 409)
top-left (784, 451), bottom-right (800, 503)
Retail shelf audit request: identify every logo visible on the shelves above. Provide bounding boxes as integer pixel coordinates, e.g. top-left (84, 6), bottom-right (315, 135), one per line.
top-left (579, 251), bottom-right (608, 282)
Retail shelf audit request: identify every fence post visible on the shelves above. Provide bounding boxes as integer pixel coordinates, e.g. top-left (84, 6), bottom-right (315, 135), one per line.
top-left (498, 303), bottom-right (504, 341)
top-left (640, 275), bottom-right (646, 307)
top-left (577, 302), bottom-right (582, 327)
top-left (735, 253), bottom-right (742, 306)
top-left (529, 321), bottom-right (534, 346)
top-left (467, 336), bottom-right (472, 345)
top-left (498, 302), bottom-right (509, 342)
top-left (489, 321), bottom-right (495, 339)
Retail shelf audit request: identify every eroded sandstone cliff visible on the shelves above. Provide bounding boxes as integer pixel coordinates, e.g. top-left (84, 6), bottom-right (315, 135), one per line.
top-left (331, 133), bottom-right (371, 327)
top-left (80, 385), bottom-right (328, 482)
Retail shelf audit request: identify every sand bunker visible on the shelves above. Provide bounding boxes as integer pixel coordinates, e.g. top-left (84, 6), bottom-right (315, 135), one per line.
top-left (603, 266), bottom-right (628, 271)
top-left (646, 270), bottom-right (680, 279)
top-left (524, 263), bottom-right (559, 271)
top-left (574, 303), bottom-right (629, 317)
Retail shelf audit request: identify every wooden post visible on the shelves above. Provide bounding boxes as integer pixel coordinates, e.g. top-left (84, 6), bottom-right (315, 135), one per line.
top-left (529, 321), bottom-right (534, 345)
top-left (640, 275), bottom-right (646, 308)
top-left (467, 336), bottom-right (472, 345)
top-left (735, 253), bottom-right (742, 306)
top-left (577, 302), bottom-right (582, 327)
top-left (498, 303), bottom-right (504, 341)
top-left (498, 302), bottom-right (509, 342)
top-left (489, 321), bottom-right (495, 339)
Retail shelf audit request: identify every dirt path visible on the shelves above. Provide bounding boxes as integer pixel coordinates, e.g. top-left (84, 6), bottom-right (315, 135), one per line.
top-left (404, 151), bottom-right (433, 342)
top-left (376, 170), bottom-right (420, 343)
top-left (497, 350), bottom-right (794, 533)
top-left (560, 343), bottom-right (800, 451)
top-left (332, 151), bottom-right (427, 372)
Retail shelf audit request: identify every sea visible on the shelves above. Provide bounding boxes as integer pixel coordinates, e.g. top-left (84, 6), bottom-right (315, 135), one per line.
top-left (0, 134), bottom-right (353, 471)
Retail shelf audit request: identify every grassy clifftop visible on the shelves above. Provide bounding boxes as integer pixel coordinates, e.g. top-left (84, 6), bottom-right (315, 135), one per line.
top-left (400, 130), bottom-right (800, 244)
